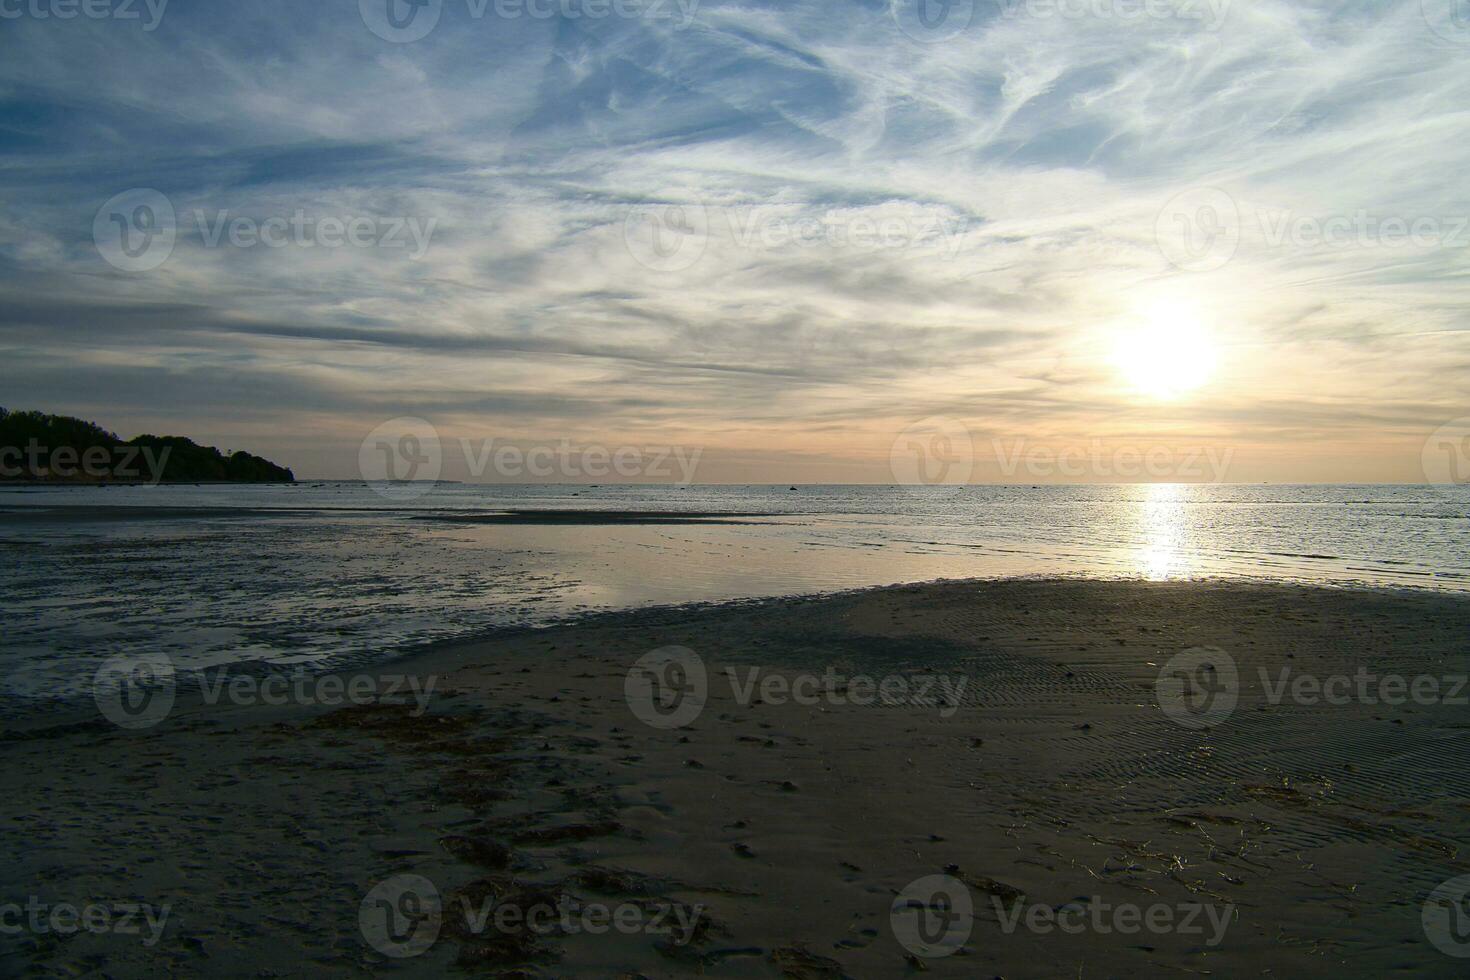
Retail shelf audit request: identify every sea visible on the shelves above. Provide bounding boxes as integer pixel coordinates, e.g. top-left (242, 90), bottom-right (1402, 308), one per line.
top-left (1, 482), bottom-right (1466, 708)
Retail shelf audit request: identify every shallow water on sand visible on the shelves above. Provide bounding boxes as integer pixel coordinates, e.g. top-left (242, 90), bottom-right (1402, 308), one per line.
top-left (1, 482), bottom-right (1466, 705)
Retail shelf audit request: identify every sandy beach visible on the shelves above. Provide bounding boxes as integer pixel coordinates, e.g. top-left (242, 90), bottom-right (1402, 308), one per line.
top-left (6, 578), bottom-right (1470, 977)
top-left (12, 0), bottom-right (1470, 975)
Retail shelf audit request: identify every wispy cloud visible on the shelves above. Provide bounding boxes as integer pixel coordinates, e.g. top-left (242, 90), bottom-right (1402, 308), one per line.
top-left (0, 0), bottom-right (1466, 480)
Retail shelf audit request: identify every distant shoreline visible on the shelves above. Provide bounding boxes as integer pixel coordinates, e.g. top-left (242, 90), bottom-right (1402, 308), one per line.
top-left (0, 408), bottom-right (295, 483)
top-left (0, 480), bottom-right (295, 487)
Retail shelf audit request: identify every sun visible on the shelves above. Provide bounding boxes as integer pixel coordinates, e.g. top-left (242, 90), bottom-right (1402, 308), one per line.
top-left (1112, 299), bottom-right (1218, 401)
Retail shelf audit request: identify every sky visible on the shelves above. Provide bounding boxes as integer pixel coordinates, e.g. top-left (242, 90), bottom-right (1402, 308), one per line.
top-left (1, 0), bottom-right (1468, 483)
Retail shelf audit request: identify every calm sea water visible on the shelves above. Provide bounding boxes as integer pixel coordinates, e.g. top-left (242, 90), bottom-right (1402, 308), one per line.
top-left (1, 482), bottom-right (1466, 706)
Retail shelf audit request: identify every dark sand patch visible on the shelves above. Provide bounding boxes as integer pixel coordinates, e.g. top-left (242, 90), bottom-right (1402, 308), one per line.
top-left (6, 579), bottom-right (1470, 977)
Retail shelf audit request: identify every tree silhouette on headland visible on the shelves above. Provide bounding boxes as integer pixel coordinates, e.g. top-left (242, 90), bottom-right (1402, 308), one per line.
top-left (0, 408), bottom-right (295, 483)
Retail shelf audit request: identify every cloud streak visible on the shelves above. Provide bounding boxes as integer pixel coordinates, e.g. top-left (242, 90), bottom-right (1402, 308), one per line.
top-left (0, 0), bottom-right (1466, 480)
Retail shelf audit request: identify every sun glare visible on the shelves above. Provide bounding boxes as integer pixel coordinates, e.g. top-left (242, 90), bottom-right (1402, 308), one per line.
top-left (1112, 300), bottom-right (1218, 401)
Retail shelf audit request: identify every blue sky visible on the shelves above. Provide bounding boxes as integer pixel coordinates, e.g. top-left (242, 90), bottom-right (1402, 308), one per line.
top-left (1, 0), bottom-right (1467, 481)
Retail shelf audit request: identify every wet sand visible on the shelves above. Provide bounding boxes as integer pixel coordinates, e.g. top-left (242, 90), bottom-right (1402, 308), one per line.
top-left (6, 579), bottom-right (1470, 977)
top-left (415, 510), bottom-right (787, 525)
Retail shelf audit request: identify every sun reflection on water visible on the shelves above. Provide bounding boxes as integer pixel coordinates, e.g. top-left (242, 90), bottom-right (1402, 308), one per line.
top-left (1138, 483), bottom-right (1195, 580)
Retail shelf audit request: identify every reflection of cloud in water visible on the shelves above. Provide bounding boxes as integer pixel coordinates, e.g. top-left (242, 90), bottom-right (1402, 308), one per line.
top-left (1, 483), bottom-right (1466, 706)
